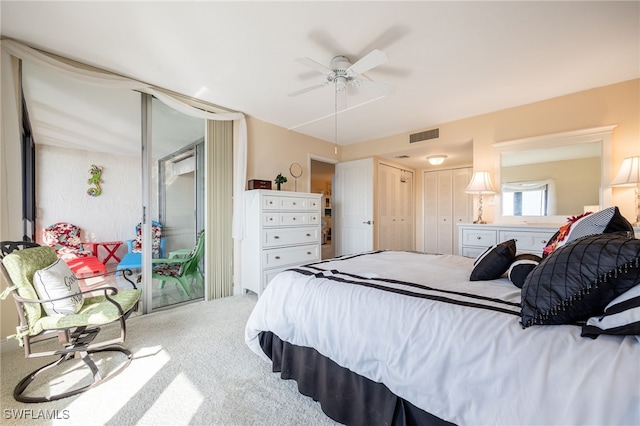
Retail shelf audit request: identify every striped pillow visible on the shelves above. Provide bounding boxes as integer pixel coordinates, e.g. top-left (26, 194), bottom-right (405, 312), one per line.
top-left (582, 284), bottom-right (640, 338)
top-left (543, 207), bottom-right (634, 257)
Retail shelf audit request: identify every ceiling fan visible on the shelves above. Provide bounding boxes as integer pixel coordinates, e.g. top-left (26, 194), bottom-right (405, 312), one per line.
top-left (288, 49), bottom-right (396, 100)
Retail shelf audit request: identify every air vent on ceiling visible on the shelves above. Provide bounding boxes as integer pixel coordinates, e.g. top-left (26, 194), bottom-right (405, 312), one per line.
top-left (410, 128), bottom-right (439, 143)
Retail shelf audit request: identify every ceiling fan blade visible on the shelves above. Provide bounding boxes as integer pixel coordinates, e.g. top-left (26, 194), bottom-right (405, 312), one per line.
top-left (347, 49), bottom-right (388, 76)
top-left (288, 82), bottom-right (327, 97)
top-left (294, 57), bottom-right (332, 75)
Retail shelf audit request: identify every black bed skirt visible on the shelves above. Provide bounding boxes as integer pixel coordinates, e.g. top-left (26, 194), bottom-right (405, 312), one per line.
top-left (258, 331), bottom-right (454, 426)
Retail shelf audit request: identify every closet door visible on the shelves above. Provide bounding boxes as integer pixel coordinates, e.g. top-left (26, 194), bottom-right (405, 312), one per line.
top-left (437, 170), bottom-right (454, 254)
top-left (397, 170), bottom-right (414, 250)
top-left (377, 164), bottom-right (414, 251)
top-left (423, 168), bottom-right (472, 255)
top-left (452, 168), bottom-right (473, 255)
top-left (377, 164), bottom-right (398, 250)
top-left (423, 171), bottom-right (439, 253)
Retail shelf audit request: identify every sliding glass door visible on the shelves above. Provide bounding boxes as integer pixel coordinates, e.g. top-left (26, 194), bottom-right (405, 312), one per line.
top-left (144, 96), bottom-right (205, 310)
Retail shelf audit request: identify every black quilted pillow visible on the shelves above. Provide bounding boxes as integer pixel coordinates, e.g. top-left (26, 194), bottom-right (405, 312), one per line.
top-left (470, 239), bottom-right (516, 281)
top-left (507, 253), bottom-right (542, 288)
top-left (521, 233), bottom-right (640, 328)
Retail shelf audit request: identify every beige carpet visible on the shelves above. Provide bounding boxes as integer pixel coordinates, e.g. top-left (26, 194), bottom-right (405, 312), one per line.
top-left (0, 294), bottom-right (340, 426)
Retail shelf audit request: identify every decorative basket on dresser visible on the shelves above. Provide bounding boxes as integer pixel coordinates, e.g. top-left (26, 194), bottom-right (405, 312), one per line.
top-left (241, 190), bottom-right (322, 296)
top-left (457, 223), bottom-right (558, 257)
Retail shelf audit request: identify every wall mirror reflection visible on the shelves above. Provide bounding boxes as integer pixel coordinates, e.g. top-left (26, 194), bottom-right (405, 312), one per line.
top-left (500, 142), bottom-right (601, 216)
top-left (493, 126), bottom-right (615, 222)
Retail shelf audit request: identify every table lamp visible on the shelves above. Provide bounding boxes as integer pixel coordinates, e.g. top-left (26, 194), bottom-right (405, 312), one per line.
top-left (610, 156), bottom-right (640, 226)
top-left (465, 171), bottom-right (496, 224)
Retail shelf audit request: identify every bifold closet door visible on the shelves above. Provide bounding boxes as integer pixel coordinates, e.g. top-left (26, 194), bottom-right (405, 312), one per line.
top-left (377, 164), bottom-right (414, 251)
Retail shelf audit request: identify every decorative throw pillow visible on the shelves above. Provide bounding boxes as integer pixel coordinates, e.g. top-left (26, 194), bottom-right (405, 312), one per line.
top-left (542, 207), bottom-right (634, 257)
top-left (470, 239), bottom-right (516, 281)
top-left (581, 283), bottom-right (640, 338)
top-left (507, 253), bottom-right (542, 288)
top-left (33, 259), bottom-right (84, 316)
top-left (521, 233), bottom-right (640, 328)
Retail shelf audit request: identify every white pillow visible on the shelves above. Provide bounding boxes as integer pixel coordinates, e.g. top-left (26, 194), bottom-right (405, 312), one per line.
top-left (33, 259), bottom-right (84, 316)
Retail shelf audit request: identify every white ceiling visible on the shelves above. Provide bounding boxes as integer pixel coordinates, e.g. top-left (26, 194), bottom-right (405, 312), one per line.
top-left (2, 1), bottom-right (639, 169)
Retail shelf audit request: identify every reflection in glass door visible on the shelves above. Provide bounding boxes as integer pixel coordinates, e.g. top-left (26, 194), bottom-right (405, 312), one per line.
top-left (148, 97), bottom-right (205, 309)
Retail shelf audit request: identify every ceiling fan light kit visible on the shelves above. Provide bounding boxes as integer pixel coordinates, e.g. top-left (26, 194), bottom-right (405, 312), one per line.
top-left (289, 50), bottom-right (394, 100)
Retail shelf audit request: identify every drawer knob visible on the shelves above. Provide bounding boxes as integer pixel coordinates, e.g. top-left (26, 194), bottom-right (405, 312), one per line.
top-left (542, 240), bottom-right (547, 244)
top-left (269, 217), bottom-right (274, 221)
top-left (307, 251), bottom-right (312, 255)
top-left (293, 202), bottom-right (296, 205)
top-left (306, 233), bottom-right (311, 237)
top-left (477, 236), bottom-right (481, 240)
top-left (293, 217), bottom-right (296, 220)
top-left (275, 256), bottom-right (281, 260)
top-left (274, 236), bottom-right (280, 239)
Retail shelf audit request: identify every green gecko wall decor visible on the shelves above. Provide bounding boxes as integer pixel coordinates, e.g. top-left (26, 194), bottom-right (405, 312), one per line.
top-left (87, 164), bottom-right (103, 197)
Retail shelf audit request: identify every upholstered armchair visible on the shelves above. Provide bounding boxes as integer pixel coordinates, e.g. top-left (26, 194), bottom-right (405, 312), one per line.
top-left (0, 242), bottom-right (140, 402)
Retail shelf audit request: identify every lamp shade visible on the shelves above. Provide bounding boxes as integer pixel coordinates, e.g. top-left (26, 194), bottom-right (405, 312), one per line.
top-left (465, 171), bottom-right (496, 194)
top-left (610, 156), bottom-right (640, 186)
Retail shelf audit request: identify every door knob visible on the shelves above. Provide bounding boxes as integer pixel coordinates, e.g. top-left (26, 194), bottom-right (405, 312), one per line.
top-left (362, 220), bottom-right (372, 225)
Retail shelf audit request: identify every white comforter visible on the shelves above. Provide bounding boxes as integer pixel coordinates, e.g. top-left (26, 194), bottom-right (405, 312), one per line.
top-left (245, 251), bottom-right (640, 425)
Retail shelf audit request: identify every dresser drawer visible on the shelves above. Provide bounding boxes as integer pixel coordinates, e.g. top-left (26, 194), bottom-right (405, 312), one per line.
top-left (262, 212), bottom-right (279, 226)
top-left (262, 212), bottom-right (321, 227)
top-left (263, 226), bottom-right (320, 247)
top-left (262, 195), bottom-right (280, 210)
top-left (499, 230), bottom-right (553, 254)
top-left (262, 244), bottom-right (320, 269)
top-left (279, 212), bottom-right (321, 226)
top-left (461, 229), bottom-right (497, 248)
top-left (279, 197), bottom-right (314, 210)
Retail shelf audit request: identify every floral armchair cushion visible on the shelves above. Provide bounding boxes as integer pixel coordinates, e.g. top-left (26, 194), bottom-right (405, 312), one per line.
top-left (131, 222), bottom-right (163, 255)
top-left (43, 222), bottom-right (94, 260)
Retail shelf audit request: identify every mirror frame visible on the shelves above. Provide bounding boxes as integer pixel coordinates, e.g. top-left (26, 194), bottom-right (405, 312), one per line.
top-left (492, 125), bottom-right (616, 224)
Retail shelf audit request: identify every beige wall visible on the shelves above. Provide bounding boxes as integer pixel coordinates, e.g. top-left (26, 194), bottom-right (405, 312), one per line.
top-left (245, 117), bottom-right (338, 193)
top-left (340, 79), bottom-right (639, 249)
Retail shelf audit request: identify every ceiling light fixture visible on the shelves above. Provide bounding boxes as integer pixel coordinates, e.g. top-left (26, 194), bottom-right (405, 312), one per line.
top-left (427, 155), bottom-right (447, 166)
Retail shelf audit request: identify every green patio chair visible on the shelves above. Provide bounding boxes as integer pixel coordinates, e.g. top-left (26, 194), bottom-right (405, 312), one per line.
top-left (152, 231), bottom-right (205, 297)
top-left (0, 242), bottom-right (140, 402)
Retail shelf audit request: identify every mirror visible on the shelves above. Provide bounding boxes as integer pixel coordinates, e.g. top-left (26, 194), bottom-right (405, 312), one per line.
top-left (493, 126), bottom-right (615, 222)
top-left (500, 142), bottom-right (601, 216)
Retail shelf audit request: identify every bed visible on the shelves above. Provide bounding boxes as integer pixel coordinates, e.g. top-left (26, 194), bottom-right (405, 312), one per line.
top-left (245, 227), bottom-right (640, 425)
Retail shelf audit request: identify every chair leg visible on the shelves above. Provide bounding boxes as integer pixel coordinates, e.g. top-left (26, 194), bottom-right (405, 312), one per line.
top-left (177, 278), bottom-right (190, 298)
top-left (13, 345), bottom-right (132, 403)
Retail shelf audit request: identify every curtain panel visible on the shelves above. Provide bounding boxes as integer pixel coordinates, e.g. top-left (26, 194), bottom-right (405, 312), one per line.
top-left (0, 38), bottom-right (248, 240)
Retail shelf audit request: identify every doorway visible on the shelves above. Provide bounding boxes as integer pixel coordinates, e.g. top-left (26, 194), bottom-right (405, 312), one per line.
top-left (310, 158), bottom-right (336, 259)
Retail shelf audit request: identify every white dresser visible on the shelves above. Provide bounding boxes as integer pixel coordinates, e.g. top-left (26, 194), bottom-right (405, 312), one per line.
top-left (241, 190), bottom-right (322, 296)
top-left (457, 223), bottom-right (558, 257)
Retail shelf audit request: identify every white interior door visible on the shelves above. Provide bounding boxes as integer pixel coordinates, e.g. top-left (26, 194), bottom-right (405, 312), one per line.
top-left (334, 158), bottom-right (374, 256)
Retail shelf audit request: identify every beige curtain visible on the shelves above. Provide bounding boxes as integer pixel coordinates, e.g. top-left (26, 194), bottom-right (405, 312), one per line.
top-left (207, 121), bottom-right (234, 298)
